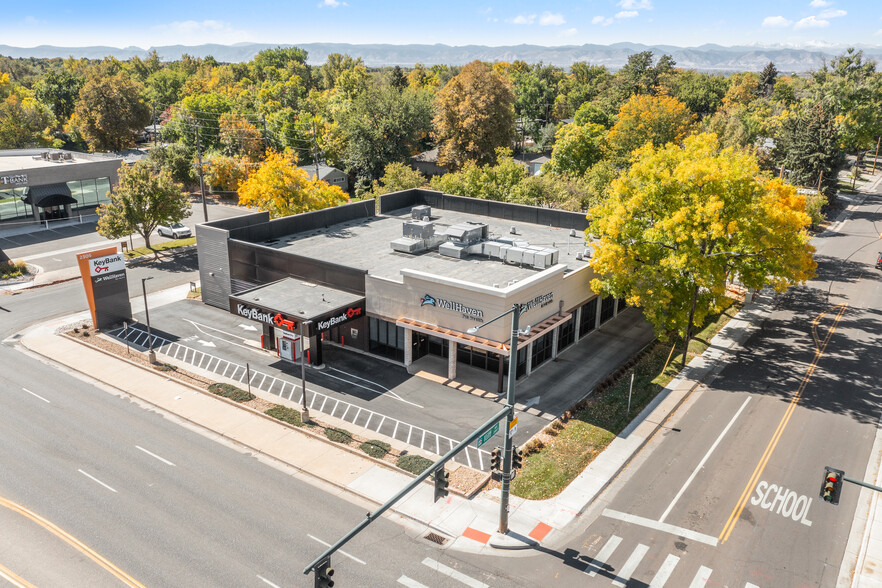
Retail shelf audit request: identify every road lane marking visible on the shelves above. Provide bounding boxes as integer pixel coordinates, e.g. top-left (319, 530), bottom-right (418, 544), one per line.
top-left (398, 576), bottom-right (429, 588)
top-left (659, 396), bottom-right (751, 523)
top-left (256, 575), bottom-right (281, 588)
top-left (649, 554), bottom-right (680, 587)
top-left (688, 565), bottom-right (712, 588)
top-left (612, 543), bottom-right (649, 587)
top-left (603, 509), bottom-right (719, 546)
top-left (718, 303), bottom-right (847, 544)
top-left (135, 445), bottom-right (176, 467)
top-left (750, 480), bottom-right (812, 526)
top-left (421, 558), bottom-right (488, 588)
top-left (0, 495), bottom-right (145, 587)
top-left (78, 469), bottom-right (118, 493)
top-left (21, 388), bottom-right (50, 403)
top-left (307, 535), bottom-right (366, 565)
top-left (585, 534), bottom-right (622, 577)
top-left (0, 562), bottom-right (36, 588)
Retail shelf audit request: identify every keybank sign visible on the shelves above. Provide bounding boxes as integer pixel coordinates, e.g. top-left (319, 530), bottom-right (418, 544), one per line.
top-left (420, 293), bottom-right (484, 320)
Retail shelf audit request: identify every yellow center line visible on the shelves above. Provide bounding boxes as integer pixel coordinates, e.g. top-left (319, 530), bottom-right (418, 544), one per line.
top-left (718, 303), bottom-right (847, 544)
top-left (0, 496), bottom-right (145, 588)
top-left (0, 562), bottom-right (37, 588)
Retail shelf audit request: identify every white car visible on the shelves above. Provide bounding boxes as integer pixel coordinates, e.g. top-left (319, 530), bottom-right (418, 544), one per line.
top-left (157, 223), bottom-right (192, 239)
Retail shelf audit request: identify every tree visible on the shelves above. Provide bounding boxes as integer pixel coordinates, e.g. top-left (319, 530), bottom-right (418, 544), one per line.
top-left (74, 70), bottom-right (150, 151)
top-left (429, 149), bottom-right (526, 201)
top-left (367, 162), bottom-right (427, 196)
top-left (237, 150), bottom-right (348, 218)
top-left (34, 67), bottom-right (84, 123)
top-left (660, 70), bottom-right (729, 117)
top-left (433, 61), bottom-right (516, 168)
top-left (589, 133), bottom-right (816, 365)
top-left (608, 94), bottom-right (695, 158)
top-left (0, 84), bottom-right (58, 149)
top-left (543, 123), bottom-right (606, 176)
top-left (145, 143), bottom-right (196, 187)
top-left (776, 102), bottom-right (843, 200)
top-left (759, 62), bottom-right (778, 98)
top-left (96, 161), bottom-right (190, 251)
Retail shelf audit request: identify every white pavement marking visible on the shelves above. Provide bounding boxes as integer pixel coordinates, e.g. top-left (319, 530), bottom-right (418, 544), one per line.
top-left (306, 535), bottom-right (366, 565)
top-left (602, 509), bottom-right (719, 547)
top-left (22, 387), bottom-right (50, 403)
top-left (78, 469), bottom-right (117, 493)
top-left (398, 576), bottom-right (429, 588)
top-left (649, 554), bottom-right (680, 587)
top-left (183, 319), bottom-right (258, 352)
top-left (256, 575), bottom-right (281, 588)
top-left (688, 565), bottom-right (713, 588)
top-left (319, 369), bottom-right (424, 408)
top-left (135, 445), bottom-right (176, 467)
top-left (744, 583), bottom-right (760, 588)
top-left (421, 558), bottom-right (488, 588)
top-left (659, 396), bottom-right (751, 523)
top-left (613, 543), bottom-right (649, 587)
top-left (585, 535), bottom-right (621, 577)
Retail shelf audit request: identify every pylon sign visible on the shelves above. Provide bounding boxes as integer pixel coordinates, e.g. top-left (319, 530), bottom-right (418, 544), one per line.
top-left (77, 247), bottom-right (132, 329)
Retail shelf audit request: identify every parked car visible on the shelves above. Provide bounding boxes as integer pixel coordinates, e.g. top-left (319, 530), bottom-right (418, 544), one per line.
top-left (157, 223), bottom-right (192, 239)
top-left (876, 252), bottom-right (882, 269)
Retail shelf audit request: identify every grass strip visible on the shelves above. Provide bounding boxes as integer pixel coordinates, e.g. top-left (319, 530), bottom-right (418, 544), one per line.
top-left (124, 237), bottom-right (196, 259)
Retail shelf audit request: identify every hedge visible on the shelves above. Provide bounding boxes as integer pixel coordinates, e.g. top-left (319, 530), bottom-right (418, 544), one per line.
top-left (207, 382), bottom-right (255, 403)
top-left (397, 454), bottom-right (433, 475)
top-left (360, 440), bottom-right (391, 459)
top-left (325, 427), bottom-right (353, 444)
top-left (265, 406), bottom-right (302, 427)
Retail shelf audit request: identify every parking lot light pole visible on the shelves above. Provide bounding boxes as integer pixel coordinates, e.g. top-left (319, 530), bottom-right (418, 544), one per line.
top-left (300, 320), bottom-right (311, 423)
top-left (468, 303), bottom-right (524, 534)
top-left (141, 276), bottom-right (155, 364)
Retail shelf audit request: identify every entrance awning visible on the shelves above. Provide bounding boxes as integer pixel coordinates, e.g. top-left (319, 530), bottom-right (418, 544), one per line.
top-left (516, 312), bottom-right (572, 347)
top-left (396, 317), bottom-right (511, 355)
top-left (22, 183), bottom-right (77, 208)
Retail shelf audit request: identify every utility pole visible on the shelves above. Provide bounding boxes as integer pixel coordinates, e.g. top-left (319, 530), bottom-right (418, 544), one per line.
top-left (311, 119), bottom-right (320, 179)
top-left (195, 124), bottom-right (208, 222)
top-left (152, 102), bottom-right (157, 147)
top-left (873, 136), bottom-right (880, 175)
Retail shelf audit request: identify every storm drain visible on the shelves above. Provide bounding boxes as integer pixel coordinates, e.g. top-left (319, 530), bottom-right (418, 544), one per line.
top-left (424, 532), bottom-right (448, 545)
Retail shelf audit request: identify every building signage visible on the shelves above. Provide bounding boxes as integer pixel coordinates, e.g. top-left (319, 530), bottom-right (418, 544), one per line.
top-left (519, 292), bottom-right (554, 313)
top-left (235, 303), bottom-right (298, 331)
top-left (89, 253), bottom-right (126, 277)
top-left (1, 174), bottom-right (27, 186)
top-left (420, 293), bottom-right (484, 321)
top-left (76, 247), bottom-right (132, 330)
top-left (316, 306), bottom-right (363, 331)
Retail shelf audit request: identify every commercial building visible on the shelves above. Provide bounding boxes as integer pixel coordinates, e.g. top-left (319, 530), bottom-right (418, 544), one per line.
top-left (197, 189), bottom-right (628, 391)
top-left (0, 149), bottom-right (123, 225)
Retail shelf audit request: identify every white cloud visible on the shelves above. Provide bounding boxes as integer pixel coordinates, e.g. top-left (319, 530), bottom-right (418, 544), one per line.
top-left (512, 14), bottom-right (537, 24)
top-left (561, 28), bottom-right (578, 37)
top-left (616, 10), bottom-right (639, 19)
top-left (591, 15), bottom-right (614, 26)
top-left (818, 8), bottom-right (846, 18)
top-left (152, 20), bottom-right (252, 44)
top-left (619, 0), bottom-right (653, 9)
top-left (809, 0), bottom-right (830, 6)
top-left (539, 12), bottom-right (566, 26)
top-left (762, 16), bottom-right (793, 28)
top-left (795, 15), bottom-right (829, 28)
top-left (318, 0), bottom-right (347, 6)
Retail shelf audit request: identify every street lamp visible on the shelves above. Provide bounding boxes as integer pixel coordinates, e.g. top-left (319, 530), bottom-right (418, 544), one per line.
top-left (141, 276), bottom-right (155, 364)
top-left (467, 304), bottom-right (530, 535)
top-left (300, 320), bottom-right (312, 423)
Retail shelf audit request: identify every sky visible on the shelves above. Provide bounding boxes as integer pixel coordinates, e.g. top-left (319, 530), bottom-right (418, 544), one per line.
top-left (5, 0), bottom-right (881, 49)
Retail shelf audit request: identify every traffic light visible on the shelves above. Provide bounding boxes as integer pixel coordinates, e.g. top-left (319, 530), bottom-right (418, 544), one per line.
top-left (512, 447), bottom-right (523, 470)
top-left (314, 556), bottom-right (334, 588)
top-left (490, 447), bottom-right (502, 471)
top-left (820, 466), bottom-right (844, 505)
top-left (433, 467), bottom-right (450, 502)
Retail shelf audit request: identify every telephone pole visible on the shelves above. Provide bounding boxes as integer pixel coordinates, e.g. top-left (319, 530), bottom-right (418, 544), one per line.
top-left (195, 124), bottom-right (208, 222)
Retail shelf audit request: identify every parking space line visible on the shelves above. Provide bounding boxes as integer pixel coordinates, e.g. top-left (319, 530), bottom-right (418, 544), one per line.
top-left (421, 429), bottom-right (426, 450)
top-left (407, 425), bottom-right (413, 445)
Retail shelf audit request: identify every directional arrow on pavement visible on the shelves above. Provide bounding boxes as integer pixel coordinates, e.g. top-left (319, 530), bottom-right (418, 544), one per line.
top-left (197, 340), bottom-right (217, 347)
top-left (238, 324), bottom-right (258, 331)
top-left (524, 395), bottom-right (541, 409)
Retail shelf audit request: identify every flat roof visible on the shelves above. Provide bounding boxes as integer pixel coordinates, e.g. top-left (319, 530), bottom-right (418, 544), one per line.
top-left (253, 206), bottom-right (592, 287)
top-left (0, 150), bottom-right (120, 173)
top-left (233, 277), bottom-right (365, 318)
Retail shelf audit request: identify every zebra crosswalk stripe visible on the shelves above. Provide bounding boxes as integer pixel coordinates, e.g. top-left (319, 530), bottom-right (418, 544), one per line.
top-left (585, 535), bottom-right (622, 577)
top-left (649, 554), bottom-right (680, 587)
top-left (398, 576), bottom-right (428, 588)
top-left (612, 543), bottom-right (649, 587)
top-left (688, 565), bottom-right (713, 588)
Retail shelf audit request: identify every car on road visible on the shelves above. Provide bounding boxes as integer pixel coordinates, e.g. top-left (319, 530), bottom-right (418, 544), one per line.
top-left (876, 252), bottom-right (882, 269)
top-left (157, 223), bottom-right (192, 239)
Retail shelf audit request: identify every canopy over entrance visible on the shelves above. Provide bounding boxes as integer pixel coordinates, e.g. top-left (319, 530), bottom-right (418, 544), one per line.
top-left (21, 183), bottom-right (77, 208)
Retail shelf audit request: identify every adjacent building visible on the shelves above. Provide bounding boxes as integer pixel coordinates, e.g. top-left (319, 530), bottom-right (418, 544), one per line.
top-left (197, 189), bottom-right (627, 392)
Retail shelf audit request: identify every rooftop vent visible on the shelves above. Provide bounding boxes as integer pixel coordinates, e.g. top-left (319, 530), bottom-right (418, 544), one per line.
top-left (411, 205), bottom-right (431, 220)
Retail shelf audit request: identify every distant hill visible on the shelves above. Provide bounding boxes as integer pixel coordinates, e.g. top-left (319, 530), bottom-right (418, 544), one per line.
top-left (2, 42), bottom-right (881, 73)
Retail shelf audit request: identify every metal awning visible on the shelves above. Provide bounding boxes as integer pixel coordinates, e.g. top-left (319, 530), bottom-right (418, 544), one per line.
top-left (396, 317), bottom-right (511, 355)
top-left (516, 312), bottom-right (572, 347)
top-left (21, 183), bottom-right (76, 208)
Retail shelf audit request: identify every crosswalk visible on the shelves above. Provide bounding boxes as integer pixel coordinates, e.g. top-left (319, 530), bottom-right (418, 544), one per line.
top-left (583, 535), bottom-right (761, 588)
top-left (398, 558), bottom-right (489, 588)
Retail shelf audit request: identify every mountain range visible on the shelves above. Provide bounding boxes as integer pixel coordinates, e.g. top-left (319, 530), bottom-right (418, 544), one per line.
top-left (2, 42), bottom-right (881, 73)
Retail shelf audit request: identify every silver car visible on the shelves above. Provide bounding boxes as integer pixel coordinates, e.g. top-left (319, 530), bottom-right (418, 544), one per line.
top-left (157, 223), bottom-right (192, 239)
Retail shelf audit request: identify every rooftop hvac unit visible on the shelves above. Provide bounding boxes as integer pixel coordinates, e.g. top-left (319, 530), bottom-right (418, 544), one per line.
top-left (411, 205), bottom-right (431, 220)
top-left (402, 219), bottom-right (435, 239)
top-left (390, 237), bottom-right (427, 254)
top-left (439, 241), bottom-right (467, 259)
top-left (504, 247), bottom-right (526, 265)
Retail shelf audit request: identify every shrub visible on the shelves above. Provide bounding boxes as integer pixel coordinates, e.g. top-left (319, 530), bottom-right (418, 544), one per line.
top-left (360, 440), bottom-right (391, 459)
top-left (265, 405), bottom-right (302, 427)
top-left (208, 382), bottom-right (255, 402)
top-left (397, 454), bottom-right (433, 475)
top-left (156, 363), bottom-right (177, 372)
top-left (0, 260), bottom-right (27, 279)
top-left (325, 427), bottom-right (353, 444)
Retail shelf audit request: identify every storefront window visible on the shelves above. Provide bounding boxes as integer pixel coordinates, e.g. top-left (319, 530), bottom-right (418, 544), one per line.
top-left (368, 317), bottom-right (404, 362)
top-left (531, 331), bottom-right (554, 371)
top-left (0, 188), bottom-right (32, 221)
top-left (428, 335), bottom-right (448, 358)
top-left (600, 296), bottom-right (616, 324)
top-left (557, 315), bottom-right (575, 353)
top-left (579, 297), bottom-right (598, 338)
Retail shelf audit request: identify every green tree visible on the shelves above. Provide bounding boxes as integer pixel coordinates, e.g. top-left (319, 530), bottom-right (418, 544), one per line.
top-left (144, 68), bottom-right (188, 108)
top-left (96, 161), bottom-right (191, 250)
top-left (145, 144), bottom-right (196, 187)
top-left (776, 103), bottom-right (843, 200)
top-left (74, 70), bottom-right (150, 151)
top-left (589, 133), bottom-right (816, 365)
top-left (433, 61), bottom-right (516, 168)
top-left (759, 62), bottom-right (778, 98)
top-left (543, 123), bottom-right (606, 176)
top-left (660, 70), bottom-right (729, 117)
top-left (367, 162), bottom-right (427, 196)
top-left (0, 84), bottom-right (58, 149)
top-left (33, 67), bottom-right (84, 123)
top-left (430, 149), bottom-right (526, 201)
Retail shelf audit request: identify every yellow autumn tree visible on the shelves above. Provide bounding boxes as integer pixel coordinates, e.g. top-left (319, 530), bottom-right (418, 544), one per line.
top-left (588, 132), bottom-right (816, 364)
top-left (238, 150), bottom-right (348, 218)
top-left (607, 93), bottom-right (695, 159)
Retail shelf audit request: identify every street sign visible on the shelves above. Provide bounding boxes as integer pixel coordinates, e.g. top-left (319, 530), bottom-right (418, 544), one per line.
top-left (509, 417), bottom-right (518, 429)
top-left (476, 422), bottom-right (500, 448)
top-left (508, 424), bottom-right (518, 438)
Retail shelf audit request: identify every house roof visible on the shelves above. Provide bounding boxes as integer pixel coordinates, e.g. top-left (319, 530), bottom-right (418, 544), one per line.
top-left (296, 164), bottom-right (344, 181)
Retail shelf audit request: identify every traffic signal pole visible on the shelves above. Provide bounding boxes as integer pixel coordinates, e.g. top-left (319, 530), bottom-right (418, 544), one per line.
top-left (843, 475), bottom-right (882, 493)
